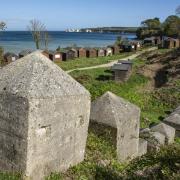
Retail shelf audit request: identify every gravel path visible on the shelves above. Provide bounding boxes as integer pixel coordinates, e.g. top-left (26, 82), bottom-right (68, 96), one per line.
top-left (67, 47), bottom-right (157, 73)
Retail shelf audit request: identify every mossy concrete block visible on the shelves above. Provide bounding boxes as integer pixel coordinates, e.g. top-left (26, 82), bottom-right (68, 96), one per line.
top-left (90, 91), bottom-right (140, 162)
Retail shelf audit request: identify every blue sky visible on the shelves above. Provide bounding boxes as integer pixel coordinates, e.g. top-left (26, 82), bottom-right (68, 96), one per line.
top-left (1, 0), bottom-right (179, 30)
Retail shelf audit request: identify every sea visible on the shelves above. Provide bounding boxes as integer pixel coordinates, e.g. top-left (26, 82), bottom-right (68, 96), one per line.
top-left (0, 31), bottom-right (136, 54)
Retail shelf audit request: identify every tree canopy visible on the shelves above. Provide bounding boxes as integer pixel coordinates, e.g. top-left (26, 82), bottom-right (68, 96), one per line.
top-left (0, 22), bottom-right (6, 30)
top-left (141, 17), bottom-right (161, 29)
top-left (136, 18), bottom-right (162, 39)
top-left (163, 15), bottom-right (180, 37)
top-left (27, 19), bottom-right (49, 49)
top-left (176, 5), bottom-right (180, 16)
top-left (136, 14), bottom-right (180, 39)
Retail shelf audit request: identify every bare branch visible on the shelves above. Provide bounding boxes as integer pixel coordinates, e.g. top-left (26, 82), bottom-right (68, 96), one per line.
top-left (0, 22), bottom-right (6, 30)
top-left (27, 19), bottom-right (46, 49)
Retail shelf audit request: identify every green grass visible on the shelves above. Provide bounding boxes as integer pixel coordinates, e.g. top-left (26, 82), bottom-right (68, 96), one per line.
top-left (0, 172), bottom-right (21, 180)
top-left (70, 58), bottom-right (172, 127)
top-left (56, 52), bottom-right (132, 71)
top-left (1, 49), bottom-right (179, 180)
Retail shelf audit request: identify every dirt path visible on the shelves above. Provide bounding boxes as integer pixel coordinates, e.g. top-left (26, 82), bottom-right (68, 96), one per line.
top-left (67, 47), bottom-right (157, 73)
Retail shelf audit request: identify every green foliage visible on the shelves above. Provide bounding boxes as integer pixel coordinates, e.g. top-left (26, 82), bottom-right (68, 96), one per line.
top-left (136, 15), bottom-right (180, 39)
top-left (70, 58), bottom-right (172, 127)
top-left (126, 144), bottom-right (180, 179)
top-left (163, 15), bottom-right (180, 37)
top-left (136, 17), bottom-right (162, 39)
top-left (0, 21), bottom-right (6, 30)
top-left (115, 36), bottom-right (124, 45)
top-left (0, 172), bottom-right (21, 180)
top-left (46, 173), bottom-right (63, 180)
top-left (56, 46), bottom-right (61, 51)
top-left (141, 17), bottom-right (161, 29)
top-left (1, 50), bottom-right (179, 180)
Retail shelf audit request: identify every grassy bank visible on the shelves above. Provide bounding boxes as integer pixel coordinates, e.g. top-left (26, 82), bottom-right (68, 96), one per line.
top-left (70, 59), bottom-right (172, 127)
top-left (1, 49), bottom-right (179, 180)
top-left (56, 52), bottom-right (132, 71)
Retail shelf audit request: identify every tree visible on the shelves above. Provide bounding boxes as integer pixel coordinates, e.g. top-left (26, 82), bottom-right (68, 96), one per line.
top-left (163, 15), bottom-right (180, 37)
top-left (44, 31), bottom-right (50, 50)
top-left (115, 36), bottom-right (124, 45)
top-left (141, 17), bottom-right (161, 29)
top-left (0, 21), bottom-right (6, 30)
top-left (27, 19), bottom-right (48, 49)
top-left (136, 18), bottom-right (162, 39)
top-left (176, 5), bottom-right (180, 16)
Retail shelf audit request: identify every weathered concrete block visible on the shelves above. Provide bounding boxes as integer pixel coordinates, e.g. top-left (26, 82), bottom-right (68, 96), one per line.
top-left (163, 106), bottom-right (180, 137)
top-left (0, 51), bottom-right (91, 179)
top-left (139, 128), bottom-right (151, 139)
top-left (90, 91), bottom-right (140, 162)
top-left (150, 123), bottom-right (175, 144)
top-left (138, 138), bottom-right (147, 156)
top-left (147, 132), bottom-right (165, 152)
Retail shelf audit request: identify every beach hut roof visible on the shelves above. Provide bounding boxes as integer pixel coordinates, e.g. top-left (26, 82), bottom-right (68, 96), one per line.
top-left (144, 37), bottom-right (155, 41)
top-left (112, 63), bottom-right (131, 71)
top-left (4, 52), bottom-right (18, 58)
top-left (118, 60), bottom-right (133, 64)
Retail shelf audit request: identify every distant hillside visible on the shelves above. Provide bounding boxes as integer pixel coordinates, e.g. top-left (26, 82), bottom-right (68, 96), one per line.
top-left (80, 27), bottom-right (138, 33)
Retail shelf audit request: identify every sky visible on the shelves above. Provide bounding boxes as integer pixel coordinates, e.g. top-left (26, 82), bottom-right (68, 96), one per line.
top-left (1, 0), bottom-right (179, 30)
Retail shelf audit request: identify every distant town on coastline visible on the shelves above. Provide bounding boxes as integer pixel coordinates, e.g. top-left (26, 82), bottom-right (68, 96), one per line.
top-left (65, 27), bottom-right (138, 33)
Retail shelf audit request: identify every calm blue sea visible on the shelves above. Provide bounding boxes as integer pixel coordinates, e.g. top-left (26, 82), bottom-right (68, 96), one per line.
top-left (0, 31), bottom-right (136, 54)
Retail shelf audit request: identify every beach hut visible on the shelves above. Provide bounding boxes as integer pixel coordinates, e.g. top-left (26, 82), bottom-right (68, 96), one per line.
top-left (87, 48), bottom-right (98, 58)
top-left (42, 50), bottom-right (62, 62)
top-left (98, 48), bottom-right (106, 57)
top-left (61, 50), bottom-right (75, 61)
top-left (113, 45), bottom-right (121, 54)
top-left (121, 41), bottom-right (135, 52)
top-left (3, 52), bottom-right (18, 64)
top-left (154, 36), bottom-right (161, 45)
top-left (143, 36), bottom-right (161, 46)
top-left (131, 41), bottom-right (141, 51)
top-left (111, 61), bottom-right (133, 82)
top-left (143, 37), bottom-right (155, 46)
top-left (79, 48), bottom-right (87, 58)
top-left (108, 45), bottom-right (120, 55)
top-left (19, 50), bottom-right (32, 58)
top-left (106, 47), bottom-right (113, 56)
top-left (118, 60), bottom-right (133, 66)
top-left (71, 48), bottom-right (79, 58)
top-left (163, 38), bottom-right (180, 49)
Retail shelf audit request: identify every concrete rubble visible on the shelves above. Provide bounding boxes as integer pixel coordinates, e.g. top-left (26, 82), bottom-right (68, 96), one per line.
top-left (163, 106), bottom-right (180, 137)
top-left (150, 123), bottom-right (175, 144)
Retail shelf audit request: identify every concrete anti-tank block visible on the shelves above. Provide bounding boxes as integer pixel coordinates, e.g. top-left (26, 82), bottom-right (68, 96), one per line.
top-left (0, 51), bottom-right (91, 179)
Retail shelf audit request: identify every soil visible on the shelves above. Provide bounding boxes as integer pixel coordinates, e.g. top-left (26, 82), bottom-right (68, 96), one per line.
top-left (138, 48), bottom-right (180, 90)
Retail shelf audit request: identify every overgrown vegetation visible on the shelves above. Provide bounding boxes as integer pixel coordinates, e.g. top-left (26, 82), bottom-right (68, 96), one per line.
top-left (69, 58), bottom-right (172, 127)
top-left (1, 49), bottom-right (180, 180)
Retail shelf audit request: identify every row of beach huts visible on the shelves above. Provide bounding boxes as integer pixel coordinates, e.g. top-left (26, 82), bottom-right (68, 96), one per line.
top-left (2, 41), bottom-right (141, 65)
top-left (1, 36), bottom-right (180, 65)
